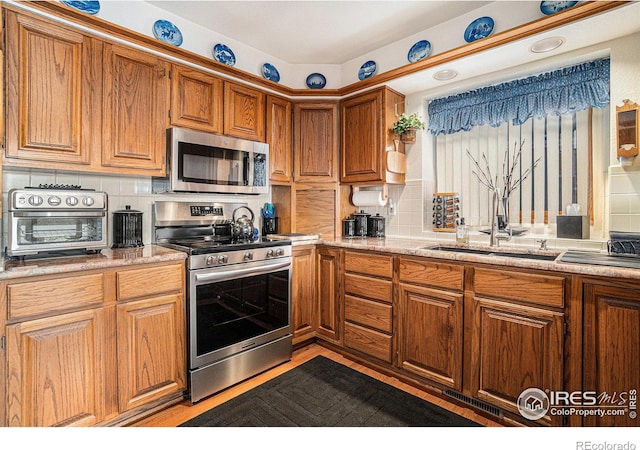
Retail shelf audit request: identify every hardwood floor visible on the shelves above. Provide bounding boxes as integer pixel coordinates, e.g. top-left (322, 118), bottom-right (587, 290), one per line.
top-left (131, 343), bottom-right (501, 427)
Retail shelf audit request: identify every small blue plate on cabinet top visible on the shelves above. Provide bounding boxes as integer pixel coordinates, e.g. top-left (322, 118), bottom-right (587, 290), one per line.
top-left (358, 60), bottom-right (377, 81)
top-left (61, 1), bottom-right (100, 15)
top-left (407, 40), bottom-right (432, 63)
top-left (539, 1), bottom-right (578, 15)
top-left (262, 63), bottom-right (280, 83)
top-left (306, 73), bottom-right (326, 89)
top-left (464, 16), bottom-right (494, 43)
top-left (153, 20), bottom-right (183, 46)
top-left (213, 43), bottom-right (236, 66)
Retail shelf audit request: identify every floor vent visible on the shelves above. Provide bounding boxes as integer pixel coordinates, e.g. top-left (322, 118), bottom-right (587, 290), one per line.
top-left (443, 389), bottom-right (503, 418)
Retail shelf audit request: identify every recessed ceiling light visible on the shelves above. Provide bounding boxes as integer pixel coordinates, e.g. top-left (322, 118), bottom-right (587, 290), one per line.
top-left (530, 37), bottom-right (565, 53)
top-left (433, 69), bottom-right (458, 81)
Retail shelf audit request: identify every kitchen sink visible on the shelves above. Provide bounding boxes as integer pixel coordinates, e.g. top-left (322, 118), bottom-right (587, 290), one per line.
top-left (424, 246), bottom-right (559, 261)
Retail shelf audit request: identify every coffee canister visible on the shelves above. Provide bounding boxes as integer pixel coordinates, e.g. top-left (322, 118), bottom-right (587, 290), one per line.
top-left (342, 218), bottom-right (356, 238)
top-left (112, 205), bottom-right (144, 248)
top-left (367, 213), bottom-right (385, 237)
top-left (353, 210), bottom-right (370, 237)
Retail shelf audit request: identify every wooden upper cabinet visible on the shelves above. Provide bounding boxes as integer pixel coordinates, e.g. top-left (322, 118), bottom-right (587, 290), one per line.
top-left (340, 86), bottom-right (405, 184)
top-left (267, 95), bottom-right (293, 183)
top-left (4, 10), bottom-right (99, 166)
top-left (170, 64), bottom-right (223, 133)
top-left (293, 101), bottom-right (339, 183)
top-left (223, 81), bottom-right (266, 142)
top-left (101, 43), bottom-right (169, 175)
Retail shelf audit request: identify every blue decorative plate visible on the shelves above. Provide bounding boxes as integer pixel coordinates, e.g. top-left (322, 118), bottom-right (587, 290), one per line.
top-left (358, 60), bottom-right (377, 81)
top-left (262, 63), bottom-right (280, 83)
top-left (61, 1), bottom-right (100, 15)
top-left (213, 43), bottom-right (236, 66)
top-left (464, 16), bottom-right (494, 43)
top-left (306, 73), bottom-right (326, 89)
top-left (539, 1), bottom-right (578, 15)
top-left (153, 20), bottom-right (183, 46)
top-left (408, 40), bottom-right (432, 63)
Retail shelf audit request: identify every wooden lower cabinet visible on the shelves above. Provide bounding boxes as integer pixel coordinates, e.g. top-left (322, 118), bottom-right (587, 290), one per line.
top-left (397, 284), bottom-right (463, 390)
top-left (583, 283), bottom-right (640, 426)
top-left (316, 246), bottom-right (341, 344)
top-left (1, 260), bottom-right (186, 427)
top-left (469, 296), bottom-right (564, 426)
top-left (291, 245), bottom-right (316, 344)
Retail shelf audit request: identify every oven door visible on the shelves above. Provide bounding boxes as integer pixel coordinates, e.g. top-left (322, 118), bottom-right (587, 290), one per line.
top-left (188, 257), bottom-right (291, 370)
top-left (8, 211), bottom-right (107, 256)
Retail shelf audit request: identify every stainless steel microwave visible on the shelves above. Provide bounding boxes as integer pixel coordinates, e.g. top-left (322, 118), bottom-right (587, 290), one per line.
top-left (153, 128), bottom-right (269, 194)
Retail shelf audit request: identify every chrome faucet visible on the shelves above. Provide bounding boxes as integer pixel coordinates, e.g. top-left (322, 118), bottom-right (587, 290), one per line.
top-left (490, 188), bottom-right (512, 247)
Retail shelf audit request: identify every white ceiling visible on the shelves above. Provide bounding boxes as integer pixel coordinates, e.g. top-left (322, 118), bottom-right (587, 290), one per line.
top-left (146, 1), bottom-right (491, 64)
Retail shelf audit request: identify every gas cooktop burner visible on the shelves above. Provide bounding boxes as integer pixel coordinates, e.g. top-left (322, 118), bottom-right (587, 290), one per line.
top-left (25, 184), bottom-right (95, 191)
top-left (164, 237), bottom-right (290, 255)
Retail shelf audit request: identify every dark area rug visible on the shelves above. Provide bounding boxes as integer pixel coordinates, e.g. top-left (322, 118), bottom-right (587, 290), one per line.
top-left (179, 355), bottom-right (481, 427)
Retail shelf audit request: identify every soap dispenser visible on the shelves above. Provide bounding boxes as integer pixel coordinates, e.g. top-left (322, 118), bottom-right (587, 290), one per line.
top-left (456, 218), bottom-right (469, 244)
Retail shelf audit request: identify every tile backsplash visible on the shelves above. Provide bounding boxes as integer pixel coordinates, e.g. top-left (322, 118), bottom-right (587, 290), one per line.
top-left (608, 166), bottom-right (640, 232)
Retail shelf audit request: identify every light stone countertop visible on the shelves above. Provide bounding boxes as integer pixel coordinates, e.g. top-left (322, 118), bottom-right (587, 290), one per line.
top-left (0, 245), bottom-right (187, 281)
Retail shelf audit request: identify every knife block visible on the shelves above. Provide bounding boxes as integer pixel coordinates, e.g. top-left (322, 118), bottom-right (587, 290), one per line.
top-left (557, 215), bottom-right (590, 239)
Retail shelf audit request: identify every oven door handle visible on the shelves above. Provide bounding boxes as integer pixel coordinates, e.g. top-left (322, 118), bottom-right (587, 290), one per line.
top-left (194, 261), bottom-right (291, 283)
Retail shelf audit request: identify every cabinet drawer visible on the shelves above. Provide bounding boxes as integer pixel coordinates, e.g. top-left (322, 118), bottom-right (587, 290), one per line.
top-left (344, 251), bottom-right (393, 278)
top-left (117, 263), bottom-right (184, 301)
top-left (345, 295), bottom-right (392, 333)
top-left (344, 322), bottom-right (392, 363)
top-left (8, 273), bottom-right (105, 320)
top-left (474, 268), bottom-right (564, 308)
top-left (399, 257), bottom-right (464, 291)
top-left (344, 273), bottom-right (393, 303)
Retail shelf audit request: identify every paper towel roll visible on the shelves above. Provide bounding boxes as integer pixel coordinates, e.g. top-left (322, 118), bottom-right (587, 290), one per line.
top-left (352, 190), bottom-right (388, 207)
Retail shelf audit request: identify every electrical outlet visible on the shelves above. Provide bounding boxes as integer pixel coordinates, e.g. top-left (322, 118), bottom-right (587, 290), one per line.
top-left (388, 198), bottom-right (396, 216)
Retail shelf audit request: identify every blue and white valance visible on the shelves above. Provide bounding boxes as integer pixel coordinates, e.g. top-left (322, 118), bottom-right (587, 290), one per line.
top-left (427, 58), bottom-right (610, 136)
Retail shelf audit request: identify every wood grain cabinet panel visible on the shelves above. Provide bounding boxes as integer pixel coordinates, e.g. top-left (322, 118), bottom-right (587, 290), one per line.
top-left (116, 293), bottom-right (185, 412)
top-left (316, 246), bottom-right (341, 344)
top-left (267, 95), bottom-right (293, 183)
top-left (470, 297), bottom-right (564, 426)
top-left (344, 295), bottom-right (392, 333)
top-left (116, 263), bottom-right (184, 301)
top-left (223, 82), bottom-right (266, 141)
top-left (102, 43), bottom-right (169, 175)
top-left (474, 268), bottom-right (564, 308)
top-left (170, 64), bottom-right (223, 133)
top-left (344, 251), bottom-right (393, 278)
top-left (4, 10), bottom-right (99, 166)
top-left (291, 245), bottom-right (316, 344)
top-left (583, 284), bottom-right (640, 426)
top-left (399, 257), bottom-right (464, 291)
top-left (398, 284), bottom-right (463, 391)
top-left (6, 308), bottom-right (111, 426)
top-left (293, 102), bottom-right (339, 182)
top-left (344, 273), bottom-right (392, 303)
top-left (344, 322), bottom-right (392, 363)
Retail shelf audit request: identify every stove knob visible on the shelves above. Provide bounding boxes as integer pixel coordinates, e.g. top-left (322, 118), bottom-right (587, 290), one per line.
top-left (28, 195), bottom-right (43, 206)
top-left (217, 255), bottom-right (228, 264)
top-left (266, 249), bottom-right (274, 258)
top-left (276, 248), bottom-right (284, 256)
top-left (243, 252), bottom-right (253, 261)
top-left (66, 196), bottom-right (79, 206)
top-left (48, 196), bottom-right (62, 206)
top-left (205, 256), bottom-right (215, 266)
top-left (82, 196), bottom-right (95, 207)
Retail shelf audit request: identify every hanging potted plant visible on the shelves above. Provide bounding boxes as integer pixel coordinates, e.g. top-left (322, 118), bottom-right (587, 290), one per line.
top-left (392, 113), bottom-right (426, 143)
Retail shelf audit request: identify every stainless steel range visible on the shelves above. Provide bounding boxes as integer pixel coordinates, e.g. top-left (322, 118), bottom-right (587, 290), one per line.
top-left (153, 200), bottom-right (292, 403)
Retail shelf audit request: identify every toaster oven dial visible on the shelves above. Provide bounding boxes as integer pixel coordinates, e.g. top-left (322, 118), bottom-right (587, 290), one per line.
top-left (243, 252), bottom-right (253, 261)
top-left (48, 196), bottom-right (61, 206)
top-left (217, 255), bottom-right (228, 264)
top-left (28, 195), bottom-right (43, 206)
top-left (82, 196), bottom-right (95, 207)
top-left (66, 196), bottom-right (79, 206)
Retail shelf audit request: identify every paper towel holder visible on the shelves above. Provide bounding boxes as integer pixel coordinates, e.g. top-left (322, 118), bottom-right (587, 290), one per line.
top-left (351, 184), bottom-right (388, 207)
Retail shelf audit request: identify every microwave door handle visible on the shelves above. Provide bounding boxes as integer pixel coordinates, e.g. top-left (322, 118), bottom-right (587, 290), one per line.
top-left (194, 261), bottom-right (290, 283)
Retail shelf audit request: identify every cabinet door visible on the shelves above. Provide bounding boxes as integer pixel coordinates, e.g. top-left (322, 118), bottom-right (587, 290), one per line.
top-left (291, 245), bottom-right (316, 344)
top-left (102, 43), bottom-right (169, 175)
top-left (170, 65), bottom-right (223, 133)
top-left (470, 297), bottom-right (564, 426)
top-left (117, 293), bottom-right (186, 412)
top-left (583, 284), bottom-right (640, 426)
top-left (293, 102), bottom-right (339, 182)
top-left (293, 186), bottom-right (338, 239)
top-left (316, 247), bottom-right (341, 344)
top-left (223, 82), bottom-right (266, 141)
top-left (6, 308), bottom-right (112, 427)
top-left (398, 284), bottom-right (463, 391)
top-left (340, 89), bottom-right (383, 182)
top-left (4, 11), bottom-right (99, 166)
top-left (267, 95), bottom-right (293, 183)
